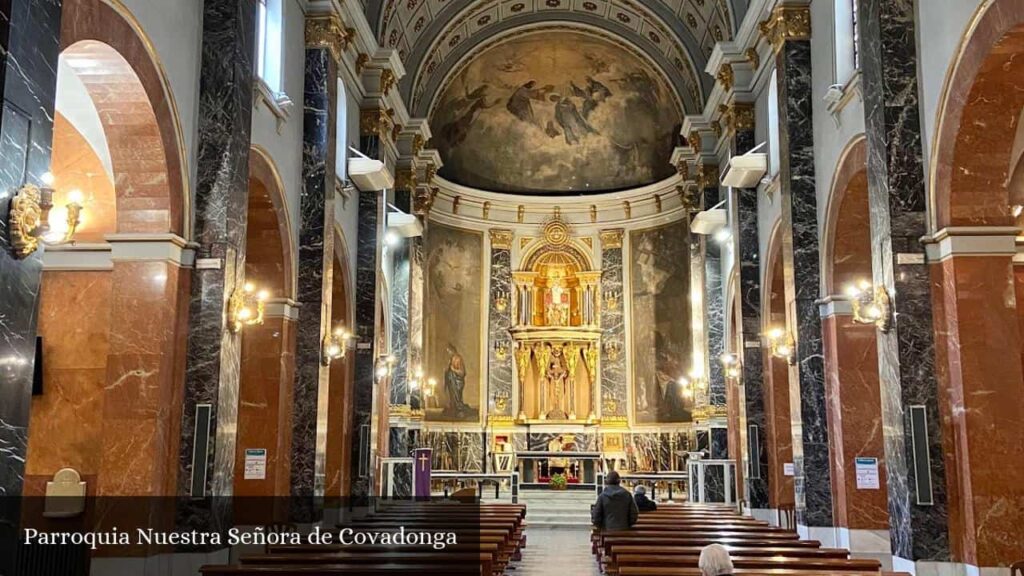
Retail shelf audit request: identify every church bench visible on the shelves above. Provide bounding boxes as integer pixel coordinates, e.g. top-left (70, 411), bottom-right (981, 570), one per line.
top-left (608, 546), bottom-right (848, 560)
top-left (616, 568), bottom-right (883, 576)
top-left (238, 551), bottom-right (494, 576)
top-left (612, 555), bottom-right (880, 572)
top-left (597, 535), bottom-right (819, 561)
top-left (263, 542), bottom-right (508, 571)
top-left (200, 563), bottom-right (488, 575)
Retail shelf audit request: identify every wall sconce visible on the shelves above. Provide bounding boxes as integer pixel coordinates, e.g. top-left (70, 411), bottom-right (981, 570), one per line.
top-left (409, 366), bottom-right (425, 390)
top-left (321, 325), bottom-right (354, 365)
top-left (228, 283), bottom-right (268, 332)
top-left (845, 280), bottom-right (892, 332)
top-left (603, 341), bottom-right (622, 361)
top-left (494, 290), bottom-right (509, 312)
top-left (493, 340), bottom-right (509, 361)
top-left (765, 326), bottom-right (795, 365)
top-left (678, 377), bottom-right (694, 399)
top-left (8, 174), bottom-right (84, 259)
top-left (605, 291), bottom-right (620, 311)
top-left (423, 377), bottom-right (438, 402)
top-left (375, 355), bottom-right (396, 380)
top-left (493, 391), bottom-right (510, 412)
top-left (720, 353), bottom-right (742, 379)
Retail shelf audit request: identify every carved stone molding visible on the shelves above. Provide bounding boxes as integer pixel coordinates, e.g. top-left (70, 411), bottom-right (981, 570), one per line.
top-left (758, 5), bottom-right (812, 52)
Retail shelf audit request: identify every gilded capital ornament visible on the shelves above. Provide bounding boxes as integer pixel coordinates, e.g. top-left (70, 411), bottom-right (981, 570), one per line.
top-left (379, 69), bottom-right (397, 95)
top-left (360, 107), bottom-right (393, 139)
top-left (732, 102), bottom-right (755, 132)
top-left (395, 167), bottom-right (417, 191)
top-left (305, 14), bottom-right (352, 63)
top-left (716, 63), bottom-right (735, 92)
top-left (355, 53), bottom-right (369, 74)
top-left (710, 119), bottom-right (722, 139)
top-left (688, 130), bottom-right (702, 151)
top-left (489, 229), bottom-right (513, 249)
top-left (412, 134), bottom-right (425, 155)
top-left (759, 5), bottom-right (812, 52)
top-left (698, 163), bottom-right (719, 190)
top-left (413, 186), bottom-right (438, 216)
top-left (745, 47), bottom-right (761, 70)
top-left (676, 160), bottom-right (690, 180)
top-left (599, 229), bottom-right (624, 249)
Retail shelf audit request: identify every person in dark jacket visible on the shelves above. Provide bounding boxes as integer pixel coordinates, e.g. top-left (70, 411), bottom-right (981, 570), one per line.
top-left (633, 485), bottom-right (658, 512)
top-left (591, 471), bottom-right (639, 530)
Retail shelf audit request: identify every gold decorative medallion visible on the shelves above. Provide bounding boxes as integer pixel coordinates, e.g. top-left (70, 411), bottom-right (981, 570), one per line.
top-left (8, 184), bottom-right (44, 259)
top-left (542, 218), bottom-right (570, 246)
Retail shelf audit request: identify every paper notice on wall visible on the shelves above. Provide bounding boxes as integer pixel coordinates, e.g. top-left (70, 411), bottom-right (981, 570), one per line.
top-left (855, 457), bottom-right (880, 489)
top-left (244, 449), bottom-right (267, 480)
top-left (783, 462), bottom-right (795, 476)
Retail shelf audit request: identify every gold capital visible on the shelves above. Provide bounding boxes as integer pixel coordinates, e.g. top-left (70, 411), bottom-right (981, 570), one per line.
top-left (697, 163), bottom-right (719, 190)
top-left (716, 63), bottom-right (735, 92)
top-left (600, 229), bottom-right (624, 250)
top-left (360, 107), bottom-right (394, 139)
top-left (305, 14), bottom-right (352, 63)
top-left (759, 5), bottom-right (811, 53)
top-left (732, 102), bottom-right (755, 132)
top-left (688, 130), bottom-right (702, 152)
top-left (489, 229), bottom-right (513, 249)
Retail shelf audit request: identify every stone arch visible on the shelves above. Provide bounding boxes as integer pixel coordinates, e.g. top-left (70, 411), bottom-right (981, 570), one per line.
top-left (929, 0), bottom-right (1024, 229)
top-left (248, 147), bottom-right (297, 300)
top-left (55, 0), bottom-right (192, 238)
top-left (822, 135), bottom-right (870, 295)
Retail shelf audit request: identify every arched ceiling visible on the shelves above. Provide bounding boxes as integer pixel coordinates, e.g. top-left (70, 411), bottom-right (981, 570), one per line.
top-left (367, 0), bottom-right (746, 117)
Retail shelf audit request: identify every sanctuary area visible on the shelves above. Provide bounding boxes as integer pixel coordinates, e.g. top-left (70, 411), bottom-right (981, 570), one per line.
top-left (0, 0), bottom-right (1022, 575)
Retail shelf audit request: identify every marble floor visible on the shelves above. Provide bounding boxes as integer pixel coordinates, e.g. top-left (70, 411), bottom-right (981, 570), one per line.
top-left (515, 526), bottom-right (601, 576)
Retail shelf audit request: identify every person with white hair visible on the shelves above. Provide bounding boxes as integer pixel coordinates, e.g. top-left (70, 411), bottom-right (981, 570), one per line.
top-left (633, 485), bottom-right (657, 512)
top-left (698, 543), bottom-right (734, 576)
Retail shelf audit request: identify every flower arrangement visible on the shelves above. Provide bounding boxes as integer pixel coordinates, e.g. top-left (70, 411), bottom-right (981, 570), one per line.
top-left (549, 473), bottom-right (568, 490)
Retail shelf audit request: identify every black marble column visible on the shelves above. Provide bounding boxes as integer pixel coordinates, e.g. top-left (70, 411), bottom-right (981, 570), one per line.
top-left (769, 11), bottom-right (833, 527)
top-left (0, 0), bottom-right (61, 570)
top-left (700, 164), bottom-right (726, 407)
top-left (598, 230), bottom-right (627, 421)
top-left (178, 0), bottom-right (255, 511)
top-left (857, 0), bottom-right (949, 560)
top-left (487, 230), bottom-right (514, 420)
top-left (388, 189), bottom-right (411, 413)
top-left (290, 37), bottom-right (338, 517)
top-left (732, 107), bottom-right (769, 509)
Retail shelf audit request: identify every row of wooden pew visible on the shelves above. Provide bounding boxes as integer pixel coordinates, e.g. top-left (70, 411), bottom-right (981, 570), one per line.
top-left (200, 501), bottom-right (526, 575)
top-left (592, 503), bottom-right (906, 576)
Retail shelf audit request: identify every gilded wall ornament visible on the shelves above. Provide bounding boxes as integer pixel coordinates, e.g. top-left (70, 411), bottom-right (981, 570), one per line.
top-left (482, 201), bottom-right (491, 220)
top-left (380, 68), bottom-right (397, 95)
top-left (688, 130), bottom-right (702, 151)
top-left (745, 47), bottom-right (761, 70)
top-left (697, 163), bottom-right (719, 190)
top-left (599, 229), bottom-right (623, 249)
top-left (305, 14), bottom-right (352, 63)
top-left (8, 184), bottom-right (44, 259)
top-left (716, 63), bottom-right (734, 92)
top-left (732, 102), bottom-right (755, 132)
top-left (489, 229), bottom-right (513, 250)
top-left (542, 218), bottom-right (571, 246)
top-left (758, 5), bottom-right (812, 52)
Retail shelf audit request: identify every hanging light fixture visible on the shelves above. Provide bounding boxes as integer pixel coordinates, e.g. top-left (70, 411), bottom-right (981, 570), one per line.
top-left (8, 173), bottom-right (85, 259)
top-left (228, 282), bottom-right (269, 332)
top-left (720, 353), bottom-right (742, 379)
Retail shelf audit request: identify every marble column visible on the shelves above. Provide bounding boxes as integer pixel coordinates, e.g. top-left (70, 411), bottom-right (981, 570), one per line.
top-left (487, 229), bottom-right (514, 421)
top-left (408, 234), bottom-right (424, 413)
top-left (0, 1), bottom-right (61, 569)
top-left (349, 107), bottom-right (390, 499)
top-left (856, 0), bottom-right (950, 561)
top-left (291, 21), bottom-right (339, 518)
top-left (732, 104), bottom-right (769, 509)
top-left (177, 0), bottom-right (255, 514)
top-left (598, 229), bottom-right (627, 422)
top-left (762, 5), bottom-right (833, 528)
top-left (388, 189), bottom-right (411, 414)
top-left (699, 163), bottom-right (727, 408)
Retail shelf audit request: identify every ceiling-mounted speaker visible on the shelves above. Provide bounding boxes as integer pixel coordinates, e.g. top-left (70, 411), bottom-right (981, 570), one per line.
top-left (691, 208), bottom-right (728, 235)
top-left (387, 211), bottom-right (423, 238)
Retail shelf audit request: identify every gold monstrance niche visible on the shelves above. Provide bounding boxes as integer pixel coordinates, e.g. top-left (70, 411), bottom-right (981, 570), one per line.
top-left (511, 219), bottom-right (602, 423)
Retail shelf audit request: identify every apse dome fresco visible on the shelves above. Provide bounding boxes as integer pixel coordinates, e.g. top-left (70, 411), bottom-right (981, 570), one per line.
top-left (429, 32), bottom-right (684, 194)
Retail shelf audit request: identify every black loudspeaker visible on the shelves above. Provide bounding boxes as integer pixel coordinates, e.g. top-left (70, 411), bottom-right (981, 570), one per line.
top-left (31, 336), bottom-right (43, 396)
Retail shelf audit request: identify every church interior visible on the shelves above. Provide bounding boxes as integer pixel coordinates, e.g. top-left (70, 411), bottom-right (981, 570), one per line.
top-left (0, 0), bottom-right (1023, 575)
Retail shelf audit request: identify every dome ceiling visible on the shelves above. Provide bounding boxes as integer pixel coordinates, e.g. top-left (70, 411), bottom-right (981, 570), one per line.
top-left (428, 30), bottom-right (684, 193)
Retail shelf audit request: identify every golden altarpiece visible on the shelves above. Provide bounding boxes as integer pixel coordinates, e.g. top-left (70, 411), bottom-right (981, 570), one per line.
top-left (511, 220), bottom-right (603, 423)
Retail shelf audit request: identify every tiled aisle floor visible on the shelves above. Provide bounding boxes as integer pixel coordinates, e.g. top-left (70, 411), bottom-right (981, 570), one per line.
top-left (514, 526), bottom-right (602, 576)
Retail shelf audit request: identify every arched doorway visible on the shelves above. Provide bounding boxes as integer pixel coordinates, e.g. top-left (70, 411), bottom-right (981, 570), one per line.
top-left (820, 137), bottom-right (888, 542)
top-left (927, 0), bottom-right (1024, 567)
top-left (233, 148), bottom-right (296, 520)
top-left (25, 0), bottom-right (188, 499)
top-left (761, 222), bottom-right (795, 522)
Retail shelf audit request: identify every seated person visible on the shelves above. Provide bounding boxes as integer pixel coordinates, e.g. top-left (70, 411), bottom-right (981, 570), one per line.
top-left (591, 471), bottom-right (638, 531)
top-left (633, 485), bottom-right (657, 512)
top-left (698, 543), bottom-right (734, 576)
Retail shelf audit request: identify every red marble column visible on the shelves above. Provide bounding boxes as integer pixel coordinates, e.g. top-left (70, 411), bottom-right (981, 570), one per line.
top-left (764, 352), bottom-right (795, 512)
top-left (931, 250), bottom-right (1024, 567)
top-left (821, 309), bottom-right (889, 533)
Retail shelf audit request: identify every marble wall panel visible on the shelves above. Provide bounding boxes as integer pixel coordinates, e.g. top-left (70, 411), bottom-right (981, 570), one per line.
top-left (487, 242), bottom-right (513, 417)
top-left (703, 185), bottom-right (726, 407)
top-left (389, 241), bottom-right (410, 406)
top-left (710, 427), bottom-right (729, 460)
top-left (528, 432), bottom-right (595, 452)
top-left (350, 190), bottom-right (381, 499)
top-left (420, 431), bottom-right (484, 472)
top-left (599, 234), bottom-right (627, 419)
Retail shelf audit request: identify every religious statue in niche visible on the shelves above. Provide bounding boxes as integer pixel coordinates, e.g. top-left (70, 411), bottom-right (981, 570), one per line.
top-left (544, 271), bottom-right (571, 326)
top-left (543, 346), bottom-right (571, 420)
top-left (442, 344), bottom-right (474, 419)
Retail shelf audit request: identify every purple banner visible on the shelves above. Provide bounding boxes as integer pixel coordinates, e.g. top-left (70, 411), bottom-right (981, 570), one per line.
top-left (413, 448), bottom-right (433, 499)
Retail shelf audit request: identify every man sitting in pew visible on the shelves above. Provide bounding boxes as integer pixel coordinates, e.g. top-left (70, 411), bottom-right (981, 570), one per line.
top-left (698, 543), bottom-right (734, 576)
top-left (633, 485), bottom-right (657, 512)
top-left (591, 471), bottom-right (639, 531)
